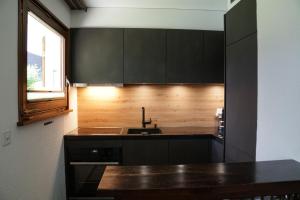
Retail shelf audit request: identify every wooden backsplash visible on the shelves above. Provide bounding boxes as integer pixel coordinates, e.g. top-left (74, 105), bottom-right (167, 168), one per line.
top-left (77, 85), bottom-right (224, 128)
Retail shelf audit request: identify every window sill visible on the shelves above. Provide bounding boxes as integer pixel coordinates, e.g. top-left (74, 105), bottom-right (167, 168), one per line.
top-left (17, 109), bottom-right (73, 126)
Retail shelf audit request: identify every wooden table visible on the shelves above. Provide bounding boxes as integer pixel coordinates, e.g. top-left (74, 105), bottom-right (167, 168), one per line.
top-left (98, 160), bottom-right (300, 200)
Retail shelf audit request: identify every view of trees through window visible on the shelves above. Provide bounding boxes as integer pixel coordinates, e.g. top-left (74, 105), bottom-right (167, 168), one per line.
top-left (27, 12), bottom-right (65, 100)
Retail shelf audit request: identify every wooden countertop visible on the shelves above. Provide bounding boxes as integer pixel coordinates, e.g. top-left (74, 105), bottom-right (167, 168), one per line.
top-left (65, 126), bottom-right (219, 138)
top-left (98, 160), bottom-right (300, 199)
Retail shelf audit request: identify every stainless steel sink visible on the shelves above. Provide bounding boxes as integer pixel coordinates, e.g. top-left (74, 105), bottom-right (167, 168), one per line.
top-left (127, 128), bottom-right (161, 135)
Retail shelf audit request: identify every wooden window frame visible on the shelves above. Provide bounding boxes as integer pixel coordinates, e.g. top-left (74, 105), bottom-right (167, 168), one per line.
top-left (18, 0), bottom-right (71, 126)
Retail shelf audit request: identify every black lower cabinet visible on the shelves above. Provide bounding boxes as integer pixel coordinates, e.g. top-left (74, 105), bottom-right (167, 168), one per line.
top-left (64, 138), bottom-right (123, 199)
top-left (65, 136), bottom-right (217, 199)
top-left (211, 138), bottom-right (224, 163)
top-left (169, 138), bottom-right (211, 164)
top-left (122, 139), bottom-right (169, 165)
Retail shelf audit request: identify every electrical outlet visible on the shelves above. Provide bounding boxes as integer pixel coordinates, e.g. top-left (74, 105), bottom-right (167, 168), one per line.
top-left (1, 130), bottom-right (11, 147)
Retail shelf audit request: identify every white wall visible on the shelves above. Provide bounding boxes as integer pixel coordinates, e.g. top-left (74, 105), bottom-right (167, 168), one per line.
top-left (0, 0), bottom-right (77, 200)
top-left (256, 0), bottom-right (300, 161)
top-left (71, 3), bottom-right (226, 30)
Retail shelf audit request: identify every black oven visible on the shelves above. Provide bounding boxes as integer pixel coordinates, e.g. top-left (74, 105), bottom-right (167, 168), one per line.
top-left (67, 146), bottom-right (122, 200)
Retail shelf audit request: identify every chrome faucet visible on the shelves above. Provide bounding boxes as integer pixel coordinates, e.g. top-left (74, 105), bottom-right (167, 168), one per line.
top-left (142, 107), bottom-right (152, 128)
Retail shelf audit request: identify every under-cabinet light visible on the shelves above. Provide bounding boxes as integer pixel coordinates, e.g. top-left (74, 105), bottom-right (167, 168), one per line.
top-left (73, 83), bottom-right (123, 87)
top-left (85, 86), bottom-right (119, 100)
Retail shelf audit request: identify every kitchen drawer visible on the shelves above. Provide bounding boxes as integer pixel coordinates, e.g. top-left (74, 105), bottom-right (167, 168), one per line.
top-left (68, 147), bottom-right (122, 162)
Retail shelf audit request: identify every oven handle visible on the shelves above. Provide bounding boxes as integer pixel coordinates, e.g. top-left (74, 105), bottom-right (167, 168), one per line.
top-left (69, 197), bottom-right (115, 200)
top-left (70, 162), bottom-right (120, 166)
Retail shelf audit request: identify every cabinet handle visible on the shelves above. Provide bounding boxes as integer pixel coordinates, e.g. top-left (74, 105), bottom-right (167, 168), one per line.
top-left (70, 162), bottom-right (120, 166)
top-left (69, 197), bottom-right (115, 200)
top-left (91, 149), bottom-right (99, 153)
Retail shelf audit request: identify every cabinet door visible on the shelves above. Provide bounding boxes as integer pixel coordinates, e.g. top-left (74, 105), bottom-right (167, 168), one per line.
top-left (225, 0), bottom-right (257, 45)
top-left (124, 29), bottom-right (166, 83)
top-left (169, 138), bottom-right (210, 164)
top-left (71, 28), bottom-right (124, 84)
top-left (166, 30), bottom-right (204, 83)
top-left (123, 139), bottom-right (169, 165)
top-left (225, 34), bottom-right (257, 162)
top-left (203, 31), bottom-right (224, 83)
top-left (211, 138), bottom-right (224, 163)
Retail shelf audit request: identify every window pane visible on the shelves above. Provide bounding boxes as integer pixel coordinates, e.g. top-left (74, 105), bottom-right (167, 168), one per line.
top-left (27, 12), bottom-right (65, 100)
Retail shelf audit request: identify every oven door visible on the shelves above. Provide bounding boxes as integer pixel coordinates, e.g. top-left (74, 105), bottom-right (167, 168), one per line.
top-left (67, 147), bottom-right (122, 199)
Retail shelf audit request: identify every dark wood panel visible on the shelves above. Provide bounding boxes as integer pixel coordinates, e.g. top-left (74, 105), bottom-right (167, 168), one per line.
top-left (225, 0), bottom-right (257, 45)
top-left (99, 160), bottom-right (300, 199)
top-left (166, 30), bottom-right (204, 83)
top-left (225, 34), bottom-right (257, 162)
top-left (71, 28), bottom-right (124, 84)
top-left (169, 138), bottom-right (210, 164)
top-left (124, 29), bottom-right (166, 83)
top-left (203, 31), bottom-right (224, 83)
top-left (123, 139), bottom-right (169, 165)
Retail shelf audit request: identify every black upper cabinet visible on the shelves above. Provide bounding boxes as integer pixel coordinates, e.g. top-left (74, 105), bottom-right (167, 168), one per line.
top-left (225, 0), bottom-right (257, 45)
top-left (166, 30), bottom-right (204, 83)
top-left (70, 28), bottom-right (224, 84)
top-left (203, 31), bottom-right (224, 83)
top-left (71, 28), bottom-right (124, 84)
top-left (124, 29), bottom-right (166, 84)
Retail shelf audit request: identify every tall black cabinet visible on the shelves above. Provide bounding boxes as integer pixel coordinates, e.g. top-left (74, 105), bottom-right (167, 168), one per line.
top-left (225, 0), bottom-right (257, 162)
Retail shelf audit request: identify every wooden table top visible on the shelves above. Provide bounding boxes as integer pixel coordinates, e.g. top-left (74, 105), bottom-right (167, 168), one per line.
top-left (98, 160), bottom-right (300, 199)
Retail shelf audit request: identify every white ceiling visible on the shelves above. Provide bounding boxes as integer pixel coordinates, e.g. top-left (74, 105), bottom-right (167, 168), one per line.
top-left (83, 0), bottom-right (228, 11)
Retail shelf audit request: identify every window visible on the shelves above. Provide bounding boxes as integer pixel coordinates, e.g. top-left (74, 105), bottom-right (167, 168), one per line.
top-left (27, 12), bottom-right (65, 100)
top-left (18, 0), bottom-right (71, 126)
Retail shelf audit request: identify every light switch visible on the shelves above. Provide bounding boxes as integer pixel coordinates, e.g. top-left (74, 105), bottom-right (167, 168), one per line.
top-left (1, 130), bottom-right (11, 147)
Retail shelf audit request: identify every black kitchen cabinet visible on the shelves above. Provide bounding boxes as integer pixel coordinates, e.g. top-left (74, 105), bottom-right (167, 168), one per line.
top-left (124, 29), bottom-right (166, 83)
top-left (211, 137), bottom-right (224, 163)
top-left (71, 28), bottom-right (124, 84)
top-left (64, 135), bottom-right (215, 199)
top-left (203, 31), bottom-right (224, 83)
top-left (225, 34), bottom-right (257, 162)
top-left (166, 30), bottom-right (204, 83)
top-left (169, 138), bottom-right (211, 164)
top-left (225, 0), bottom-right (257, 163)
top-left (70, 28), bottom-right (224, 84)
top-left (64, 138), bottom-right (123, 199)
top-left (122, 139), bottom-right (169, 165)
top-left (225, 0), bottom-right (257, 45)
